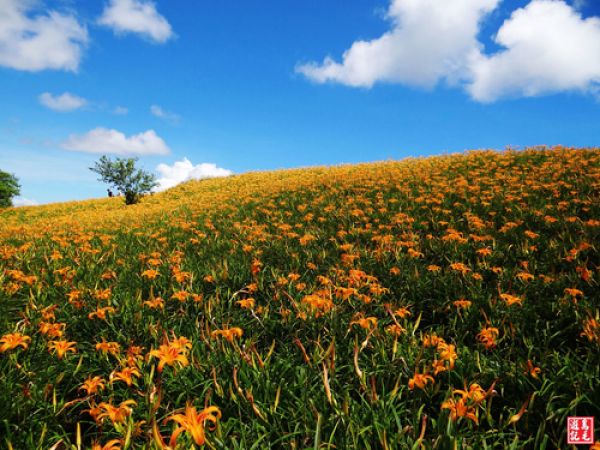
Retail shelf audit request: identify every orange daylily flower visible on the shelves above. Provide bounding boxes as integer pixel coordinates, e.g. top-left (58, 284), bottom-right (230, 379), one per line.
top-left (581, 318), bottom-right (600, 344)
top-left (441, 397), bottom-right (479, 424)
top-left (48, 340), bottom-right (77, 359)
top-left (437, 342), bottom-right (457, 369)
top-left (564, 288), bottom-right (584, 298)
top-left (41, 304), bottom-right (58, 321)
top-left (476, 327), bottom-right (499, 349)
top-left (303, 293), bottom-right (335, 315)
top-left (515, 272), bottom-right (534, 282)
top-left (334, 287), bottom-right (357, 301)
top-left (211, 327), bottom-right (243, 343)
top-left (432, 359), bottom-right (449, 376)
top-left (39, 321), bottom-right (66, 338)
top-left (250, 259), bottom-right (262, 275)
top-left (476, 247), bottom-right (492, 257)
top-left (317, 275), bottom-right (332, 286)
top-left (80, 376), bottom-right (106, 395)
top-left (147, 257), bottom-right (162, 267)
top-left (385, 324), bottom-right (405, 336)
top-left (441, 383), bottom-right (488, 424)
top-left (86, 402), bottom-right (102, 423)
top-left (101, 270), bottom-right (116, 280)
top-left (96, 400), bottom-right (136, 425)
top-left (0, 332), bottom-right (31, 352)
top-left (110, 366), bottom-right (141, 386)
top-left (408, 372), bottom-right (434, 390)
top-left (524, 230), bottom-right (539, 239)
top-left (422, 333), bottom-right (445, 348)
top-left (449, 262), bottom-right (471, 274)
top-left (66, 289), bottom-right (84, 308)
top-left (453, 383), bottom-right (487, 405)
top-left (95, 339), bottom-right (121, 356)
top-left (453, 299), bottom-right (472, 309)
top-left (171, 336), bottom-right (192, 350)
top-left (94, 288), bottom-right (112, 301)
top-left (149, 339), bottom-right (191, 373)
top-left (126, 345), bottom-right (145, 366)
top-left (144, 297), bottom-right (165, 309)
top-left (91, 439), bottom-right (122, 450)
top-left (350, 316), bottom-right (378, 330)
top-left (500, 293), bottom-right (523, 306)
top-left (166, 403), bottom-right (222, 447)
top-left (394, 307), bottom-right (412, 319)
top-left (172, 270), bottom-right (192, 283)
top-left (88, 306), bottom-right (116, 320)
top-left (171, 291), bottom-right (189, 302)
top-left (236, 298), bottom-right (256, 309)
top-left (526, 360), bottom-right (541, 379)
top-left (141, 269), bottom-right (159, 280)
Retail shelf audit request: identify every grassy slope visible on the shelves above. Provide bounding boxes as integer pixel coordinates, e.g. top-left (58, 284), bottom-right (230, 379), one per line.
top-left (0, 147), bottom-right (599, 449)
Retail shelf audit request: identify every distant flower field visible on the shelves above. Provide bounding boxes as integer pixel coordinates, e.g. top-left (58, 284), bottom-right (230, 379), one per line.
top-left (0, 147), bottom-right (599, 449)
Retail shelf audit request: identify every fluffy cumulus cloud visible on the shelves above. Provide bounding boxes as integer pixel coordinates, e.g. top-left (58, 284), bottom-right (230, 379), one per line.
top-left (155, 158), bottom-right (232, 191)
top-left (468, 0), bottom-right (600, 101)
top-left (297, 0), bottom-right (499, 89)
top-left (150, 104), bottom-right (180, 123)
top-left (98, 0), bottom-right (173, 43)
top-left (0, 0), bottom-right (88, 72)
top-left (61, 128), bottom-right (171, 156)
top-left (39, 92), bottom-right (87, 112)
top-left (298, 0), bottom-right (600, 101)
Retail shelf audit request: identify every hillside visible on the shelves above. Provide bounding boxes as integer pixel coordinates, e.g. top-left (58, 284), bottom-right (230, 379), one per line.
top-left (1, 147), bottom-right (599, 449)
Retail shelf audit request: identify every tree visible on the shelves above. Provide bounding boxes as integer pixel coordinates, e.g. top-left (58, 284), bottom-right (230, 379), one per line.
top-left (90, 156), bottom-right (158, 205)
top-left (0, 169), bottom-right (21, 208)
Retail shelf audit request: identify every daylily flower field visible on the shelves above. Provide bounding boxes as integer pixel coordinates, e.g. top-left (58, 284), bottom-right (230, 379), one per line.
top-left (1, 147), bottom-right (599, 449)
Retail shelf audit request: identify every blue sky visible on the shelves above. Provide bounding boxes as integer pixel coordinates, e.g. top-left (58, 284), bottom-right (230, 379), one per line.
top-left (1, 0), bottom-right (599, 205)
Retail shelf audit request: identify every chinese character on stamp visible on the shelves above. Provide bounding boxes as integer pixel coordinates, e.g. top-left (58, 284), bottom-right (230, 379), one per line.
top-left (567, 417), bottom-right (594, 445)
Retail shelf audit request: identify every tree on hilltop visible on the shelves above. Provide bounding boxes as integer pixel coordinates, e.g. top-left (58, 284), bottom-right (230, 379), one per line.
top-left (0, 169), bottom-right (21, 208)
top-left (90, 156), bottom-right (158, 205)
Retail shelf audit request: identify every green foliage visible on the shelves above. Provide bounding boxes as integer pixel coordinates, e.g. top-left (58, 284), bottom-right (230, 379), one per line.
top-left (90, 155), bottom-right (158, 205)
top-left (1, 148), bottom-right (599, 448)
top-left (0, 169), bottom-right (20, 208)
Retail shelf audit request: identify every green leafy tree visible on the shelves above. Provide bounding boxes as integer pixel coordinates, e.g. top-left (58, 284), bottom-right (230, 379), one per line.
top-left (0, 169), bottom-right (21, 208)
top-left (90, 156), bottom-right (158, 205)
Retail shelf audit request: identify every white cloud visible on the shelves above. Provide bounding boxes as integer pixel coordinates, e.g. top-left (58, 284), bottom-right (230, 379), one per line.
top-left (98, 0), bottom-right (173, 43)
top-left (0, 0), bottom-right (88, 72)
top-left (297, 0), bottom-right (600, 102)
top-left (113, 106), bottom-right (129, 115)
top-left (297, 0), bottom-right (499, 89)
top-left (39, 92), bottom-right (87, 112)
top-left (61, 127), bottom-right (171, 156)
top-left (12, 197), bottom-right (38, 207)
top-left (155, 158), bottom-right (232, 191)
top-left (150, 104), bottom-right (180, 123)
top-left (468, 0), bottom-right (600, 102)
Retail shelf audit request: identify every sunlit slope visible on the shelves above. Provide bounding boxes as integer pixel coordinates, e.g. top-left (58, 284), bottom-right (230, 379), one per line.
top-left (1, 158), bottom-right (431, 234)
top-left (2, 147), bottom-right (598, 236)
top-left (0, 147), bottom-right (599, 449)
